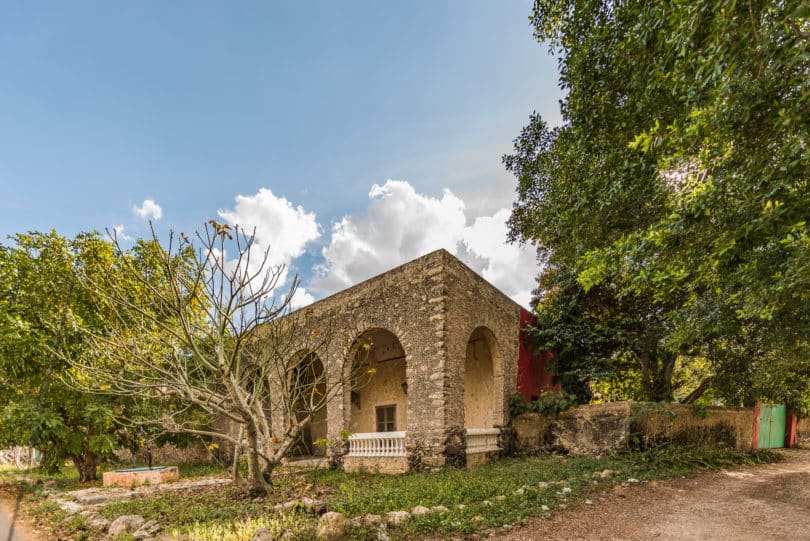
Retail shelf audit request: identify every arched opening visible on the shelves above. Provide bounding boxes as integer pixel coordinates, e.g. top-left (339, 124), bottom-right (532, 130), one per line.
top-left (464, 327), bottom-right (500, 428)
top-left (348, 328), bottom-right (408, 433)
top-left (290, 352), bottom-right (327, 457)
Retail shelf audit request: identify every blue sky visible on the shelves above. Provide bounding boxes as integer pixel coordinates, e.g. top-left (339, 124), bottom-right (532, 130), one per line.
top-left (0, 1), bottom-right (562, 307)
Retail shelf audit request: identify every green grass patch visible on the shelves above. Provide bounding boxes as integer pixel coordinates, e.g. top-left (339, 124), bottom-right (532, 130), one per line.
top-left (310, 446), bottom-right (780, 538)
top-left (95, 471), bottom-right (315, 538)
top-left (169, 513), bottom-right (317, 541)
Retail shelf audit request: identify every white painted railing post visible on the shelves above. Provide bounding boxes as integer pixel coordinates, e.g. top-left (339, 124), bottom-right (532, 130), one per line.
top-left (465, 428), bottom-right (501, 454)
top-left (347, 431), bottom-right (407, 457)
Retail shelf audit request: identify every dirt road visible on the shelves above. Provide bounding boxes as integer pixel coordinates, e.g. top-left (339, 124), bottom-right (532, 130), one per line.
top-left (0, 499), bottom-right (28, 541)
top-left (503, 448), bottom-right (810, 540)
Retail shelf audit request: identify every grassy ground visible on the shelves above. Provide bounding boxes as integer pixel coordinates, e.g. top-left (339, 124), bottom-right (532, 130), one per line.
top-left (0, 447), bottom-right (779, 541)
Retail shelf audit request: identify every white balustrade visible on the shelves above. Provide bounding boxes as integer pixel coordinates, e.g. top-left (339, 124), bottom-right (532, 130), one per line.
top-left (466, 428), bottom-right (500, 454)
top-left (347, 431), bottom-right (406, 457)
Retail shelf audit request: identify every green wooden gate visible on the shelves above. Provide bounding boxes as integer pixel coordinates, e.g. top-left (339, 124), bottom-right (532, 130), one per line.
top-left (757, 404), bottom-right (786, 449)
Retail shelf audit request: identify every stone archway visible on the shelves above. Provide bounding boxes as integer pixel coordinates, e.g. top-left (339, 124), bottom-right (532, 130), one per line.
top-left (290, 351), bottom-right (327, 456)
top-left (463, 326), bottom-right (502, 428)
top-left (347, 328), bottom-right (408, 433)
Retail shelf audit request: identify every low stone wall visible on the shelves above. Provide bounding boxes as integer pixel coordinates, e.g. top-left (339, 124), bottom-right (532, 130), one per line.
top-left (628, 403), bottom-right (754, 451)
top-left (798, 417), bottom-right (810, 446)
top-left (102, 466), bottom-right (179, 488)
top-left (342, 456), bottom-right (410, 474)
top-left (465, 451), bottom-right (500, 468)
top-left (114, 443), bottom-right (214, 466)
top-left (513, 402), bottom-right (756, 456)
top-left (513, 402), bottom-right (632, 456)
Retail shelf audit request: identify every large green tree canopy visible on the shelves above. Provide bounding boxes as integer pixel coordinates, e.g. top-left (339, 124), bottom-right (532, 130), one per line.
top-left (508, 1), bottom-right (809, 407)
top-left (0, 231), bottom-right (122, 480)
top-left (0, 231), bottom-right (199, 480)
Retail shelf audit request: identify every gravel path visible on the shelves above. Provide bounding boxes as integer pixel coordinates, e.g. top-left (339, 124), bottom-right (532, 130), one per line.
top-left (501, 448), bottom-right (810, 541)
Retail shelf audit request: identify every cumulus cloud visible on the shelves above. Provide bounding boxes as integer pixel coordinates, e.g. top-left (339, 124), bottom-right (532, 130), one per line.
top-left (313, 181), bottom-right (466, 293)
top-left (460, 208), bottom-right (537, 306)
top-left (217, 187), bottom-right (321, 308)
top-left (311, 180), bottom-right (537, 307)
top-left (133, 199), bottom-right (163, 221)
top-left (111, 224), bottom-right (133, 242)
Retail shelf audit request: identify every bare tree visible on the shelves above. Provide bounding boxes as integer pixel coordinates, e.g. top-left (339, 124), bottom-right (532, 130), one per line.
top-left (65, 221), bottom-right (366, 495)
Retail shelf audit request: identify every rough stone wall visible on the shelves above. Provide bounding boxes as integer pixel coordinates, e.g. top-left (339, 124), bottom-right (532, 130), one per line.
top-left (629, 403), bottom-right (754, 451)
top-left (115, 443), bottom-right (214, 466)
top-left (513, 403), bottom-right (632, 456)
top-left (342, 456), bottom-right (409, 474)
top-left (443, 251), bottom-right (522, 441)
top-left (258, 249), bottom-right (523, 471)
top-left (513, 402), bottom-right (757, 456)
top-left (794, 416), bottom-right (809, 446)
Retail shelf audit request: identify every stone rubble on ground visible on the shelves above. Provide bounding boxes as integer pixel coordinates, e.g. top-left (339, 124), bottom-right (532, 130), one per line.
top-left (53, 499), bottom-right (84, 515)
top-left (385, 510), bottom-right (410, 527)
top-left (316, 511), bottom-right (348, 541)
top-left (107, 514), bottom-right (145, 538)
top-left (133, 518), bottom-right (161, 539)
top-left (251, 527), bottom-right (273, 541)
top-left (362, 513), bottom-right (383, 527)
top-left (410, 505), bottom-right (431, 517)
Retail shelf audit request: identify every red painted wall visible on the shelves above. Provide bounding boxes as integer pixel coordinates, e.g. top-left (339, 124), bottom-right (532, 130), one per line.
top-left (516, 308), bottom-right (558, 400)
top-left (785, 410), bottom-right (798, 448)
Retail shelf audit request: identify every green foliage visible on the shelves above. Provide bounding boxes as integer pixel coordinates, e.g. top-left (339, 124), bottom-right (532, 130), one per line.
top-left (629, 444), bottom-right (779, 474)
top-left (0, 230), bottom-right (201, 481)
top-left (509, 391), bottom-right (578, 417)
top-left (508, 0), bottom-right (810, 405)
top-left (0, 231), bottom-right (125, 479)
top-left (173, 513), bottom-right (315, 541)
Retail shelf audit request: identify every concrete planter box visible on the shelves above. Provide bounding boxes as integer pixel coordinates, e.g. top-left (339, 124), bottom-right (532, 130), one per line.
top-left (102, 466), bottom-right (179, 487)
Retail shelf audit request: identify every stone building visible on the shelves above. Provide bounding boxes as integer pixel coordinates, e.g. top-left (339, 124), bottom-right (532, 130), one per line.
top-left (267, 249), bottom-right (553, 473)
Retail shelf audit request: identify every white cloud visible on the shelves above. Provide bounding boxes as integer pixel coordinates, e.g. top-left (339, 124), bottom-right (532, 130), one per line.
top-left (133, 199), bottom-right (163, 221)
top-left (460, 208), bottom-right (537, 306)
top-left (312, 180), bottom-right (466, 294)
top-left (217, 188), bottom-right (321, 304)
top-left (111, 224), bottom-right (133, 242)
top-left (289, 286), bottom-right (315, 309)
top-left (311, 180), bottom-right (538, 307)
top-left (218, 188), bottom-right (320, 268)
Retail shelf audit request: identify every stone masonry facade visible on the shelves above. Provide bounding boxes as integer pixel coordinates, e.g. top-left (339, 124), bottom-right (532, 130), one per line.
top-left (263, 249), bottom-right (523, 471)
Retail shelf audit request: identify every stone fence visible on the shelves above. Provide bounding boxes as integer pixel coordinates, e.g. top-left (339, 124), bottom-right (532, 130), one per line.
top-left (798, 417), bottom-right (810, 445)
top-left (512, 402), bottom-right (757, 456)
top-left (114, 443), bottom-right (214, 466)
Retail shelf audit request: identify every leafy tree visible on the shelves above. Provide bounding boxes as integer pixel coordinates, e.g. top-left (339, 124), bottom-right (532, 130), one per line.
top-left (0, 232), bottom-right (122, 480)
top-left (509, 1), bottom-right (809, 405)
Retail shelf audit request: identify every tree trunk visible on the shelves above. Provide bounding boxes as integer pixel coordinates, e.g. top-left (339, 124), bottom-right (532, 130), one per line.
top-left (72, 451), bottom-right (101, 482)
top-left (639, 352), bottom-right (676, 402)
top-left (244, 423), bottom-right (270, 495)
top-left (681, 377), bottom-right (714, 404)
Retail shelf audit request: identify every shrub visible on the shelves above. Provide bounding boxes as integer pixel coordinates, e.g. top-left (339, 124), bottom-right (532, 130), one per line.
top-left (509, 391), bottom-right (578, 417)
